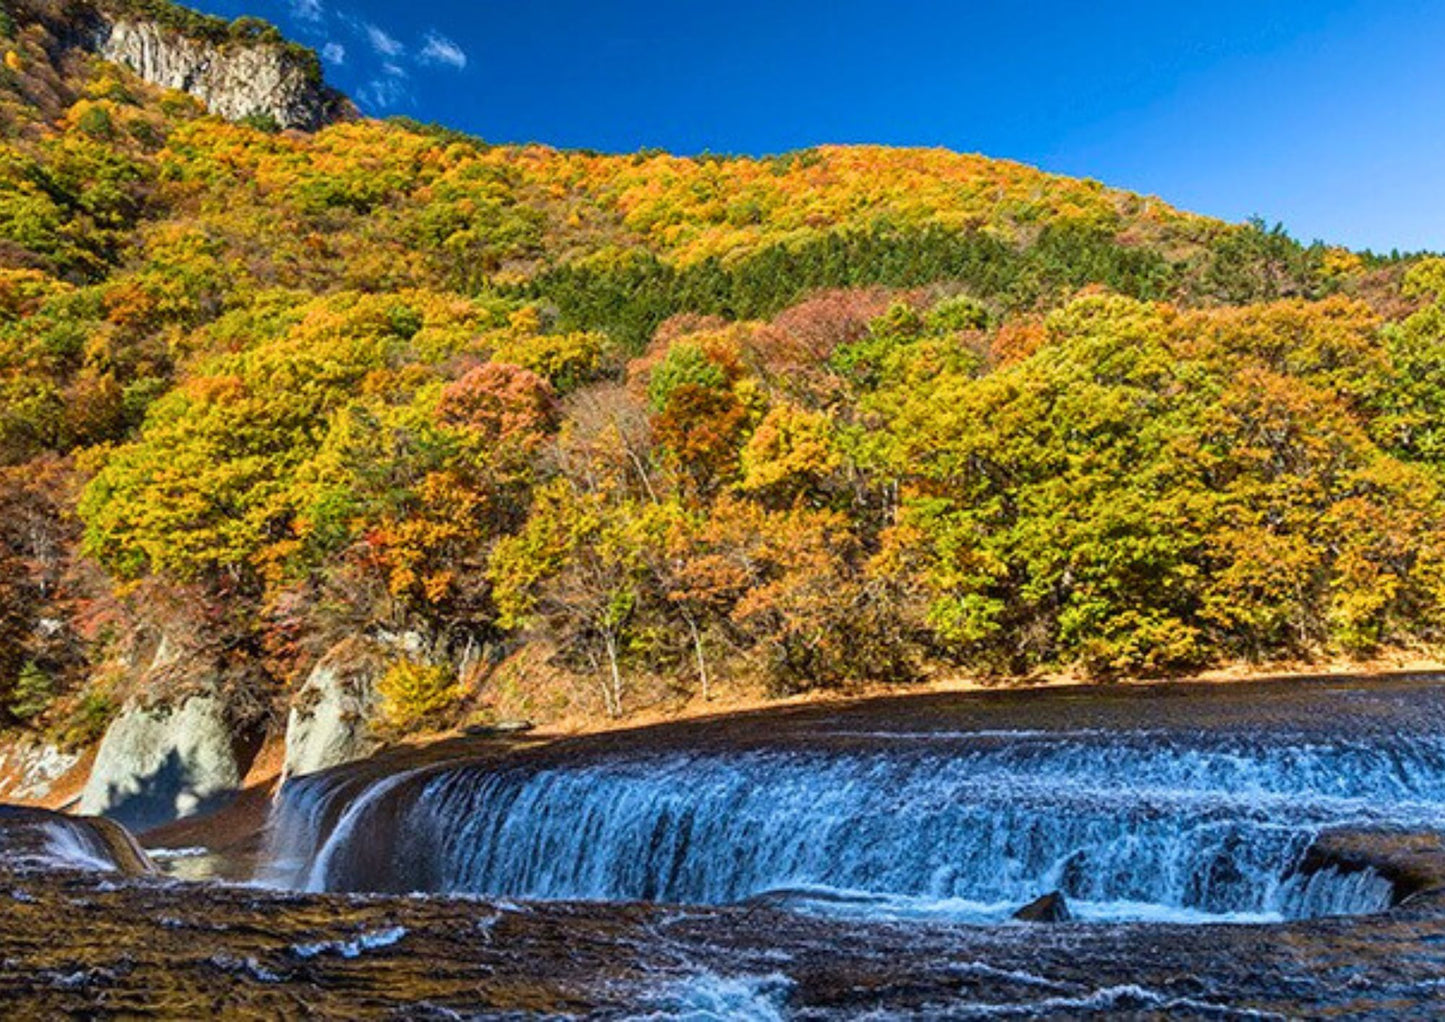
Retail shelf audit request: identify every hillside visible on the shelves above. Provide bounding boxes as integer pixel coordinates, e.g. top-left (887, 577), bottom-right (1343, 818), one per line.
top-left (0, 0), bottom-right (1441, 764)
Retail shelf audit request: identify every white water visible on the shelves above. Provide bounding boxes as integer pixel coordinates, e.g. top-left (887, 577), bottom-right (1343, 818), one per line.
top-left (625, 971), bottom-right (793, 1021)
top-left (262, 728), bottom-right (1445, 923)
top-left (291, 926), bottom-right (408, 960)
top-left (31, 822), bottom-right (124, 873)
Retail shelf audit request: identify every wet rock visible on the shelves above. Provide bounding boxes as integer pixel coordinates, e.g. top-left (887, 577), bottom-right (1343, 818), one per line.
top-left (741, 887), bottom-right (884, 912)
top-left (2, 861), bottom-right (1445, 1018)
top-left (1012, 891), bottom-right (1071, 922)
top-left (282, 640), bottom-right (385, 782)
top-left (0, 805), bottom-right (153, 875)
top-left (78, 695), bottom-right (246, 832)
top-left (1298, 829), bottom-right (1445, 905)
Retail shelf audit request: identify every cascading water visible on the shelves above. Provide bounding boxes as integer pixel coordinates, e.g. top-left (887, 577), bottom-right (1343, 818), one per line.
top-left (261, 720), bottom-right (1445, 924)
top-left (0, 806), bottom-right (154, 875)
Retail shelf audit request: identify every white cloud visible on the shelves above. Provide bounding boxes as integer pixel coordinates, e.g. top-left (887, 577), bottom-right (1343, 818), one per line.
top-left (419, 32), bottom-right (467, 70)
top-left (289, 0), bottom-right (324, 21)
top-left (330, 15), bottom-right (464, 107)
top-left (360, 73), bottom-right (410, 110)
top-left (363, 23), bottom-right (404, 58)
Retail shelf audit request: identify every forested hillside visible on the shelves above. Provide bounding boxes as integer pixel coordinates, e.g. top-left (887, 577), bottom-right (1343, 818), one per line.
top-left (0, 0), bottom-right (1439, 743)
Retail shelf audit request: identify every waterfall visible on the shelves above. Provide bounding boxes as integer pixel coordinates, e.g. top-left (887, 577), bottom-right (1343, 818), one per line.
top-left (262, 728), bottom-right (1445, 923)
top-left (0, 806), bottom-right (154, 875)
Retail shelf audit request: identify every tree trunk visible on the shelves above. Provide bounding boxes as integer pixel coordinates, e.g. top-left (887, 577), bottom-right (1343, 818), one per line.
top-left (685, 615), bottom-right (710, 701)
top-left (601, 629), bottom-right (623, 718)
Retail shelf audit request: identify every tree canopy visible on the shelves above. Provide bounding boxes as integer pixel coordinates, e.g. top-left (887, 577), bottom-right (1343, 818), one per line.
top-left (0, 8), bottom-right (1436, 733)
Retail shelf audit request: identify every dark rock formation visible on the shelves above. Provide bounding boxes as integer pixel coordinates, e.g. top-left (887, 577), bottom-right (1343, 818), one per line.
top-left (1012, 890), bottom-right (1071, 922)
top-left (1297, 829), bottom-right (1445, 906)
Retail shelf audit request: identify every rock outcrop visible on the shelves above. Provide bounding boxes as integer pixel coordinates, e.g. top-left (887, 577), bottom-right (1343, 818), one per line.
top-left (1012, 890), bottom-right (1072, 922)
top-left (282, 639), bottom-right (385, 782)
top-left (78, 693), bottom-right (249, 832)
top-left (1298, 829), bottom-right (1445, 907)
top-left (0, 741), bottom-right (82, 802)
top-left (88, 15), bottom-right (345, 130)
top-left (10, 0), bottom-right (351, 130)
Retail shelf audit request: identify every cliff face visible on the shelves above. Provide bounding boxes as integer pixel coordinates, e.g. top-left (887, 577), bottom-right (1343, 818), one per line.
top-left (88, 15), bottom-right (345, 130)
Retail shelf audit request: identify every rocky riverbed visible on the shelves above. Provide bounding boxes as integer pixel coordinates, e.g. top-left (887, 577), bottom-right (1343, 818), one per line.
top-left (8, 674), bottom-right (1445, 1018)
top-left (2, 860), bottom-right (1445, 1018)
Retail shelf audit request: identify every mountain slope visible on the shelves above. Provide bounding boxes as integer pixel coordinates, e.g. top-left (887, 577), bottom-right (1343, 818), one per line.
top-left (0, 0), bottom-right (1438, 750)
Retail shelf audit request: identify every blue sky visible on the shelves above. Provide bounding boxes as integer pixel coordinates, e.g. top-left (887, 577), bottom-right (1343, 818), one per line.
top-left (186, 1), bottom-right (1445, 253)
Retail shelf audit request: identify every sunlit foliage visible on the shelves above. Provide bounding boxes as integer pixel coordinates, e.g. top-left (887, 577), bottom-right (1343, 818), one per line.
top-left (0, 8), bottom-right (1435, 729)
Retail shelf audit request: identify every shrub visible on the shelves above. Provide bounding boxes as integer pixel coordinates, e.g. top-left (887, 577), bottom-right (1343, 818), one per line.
top-left (56, 690), bottom-right (116, 749)
top-left (74, 103), bottom-right (116, 139)
top-left (646, 342), bottom-right (728, 411)
top-left (239, 112), bottom-right (281, 135)
top-left (377, 658), bottom-right (459, 734)
top-left (9, 661), bottom-right (54, 722)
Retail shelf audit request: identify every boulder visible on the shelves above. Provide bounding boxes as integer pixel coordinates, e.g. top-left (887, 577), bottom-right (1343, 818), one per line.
top-left (283, 642), bottom-right (384, 782)
top-left (78, 694), bottom-right (246, 832)
top-left (1013, 890), bottom-right (1072, 922)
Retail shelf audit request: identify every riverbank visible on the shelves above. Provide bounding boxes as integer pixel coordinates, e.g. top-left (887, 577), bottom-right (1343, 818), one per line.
top-left (525, 650), bottom-right (1445, 741)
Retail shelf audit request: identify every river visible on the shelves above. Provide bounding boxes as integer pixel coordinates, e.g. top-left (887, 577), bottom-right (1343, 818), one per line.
top-left (6, 673), bottom-right (1445, 1017)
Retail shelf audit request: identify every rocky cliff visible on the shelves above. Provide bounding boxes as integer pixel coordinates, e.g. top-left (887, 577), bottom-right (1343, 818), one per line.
top-left (90, 15), bottom-right (341, 129)
top-left (14, 0), bottom-right (350, 130)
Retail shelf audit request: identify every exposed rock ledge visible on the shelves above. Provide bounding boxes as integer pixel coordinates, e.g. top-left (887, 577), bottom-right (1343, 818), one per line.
top-left (14, 0), bottom-right (352, 129)
top-left (88, 14), bottom-right (348, 130)
top-left (1299, 829), bottom-right (1445, 907)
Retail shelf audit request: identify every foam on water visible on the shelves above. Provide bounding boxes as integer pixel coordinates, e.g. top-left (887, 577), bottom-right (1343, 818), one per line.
top-left (937, 983), bottom-right (1288, 1020)
top-left (291, 925), bottom-right (408, 959)
top-left (626, 970), bottom-right (794, 1022)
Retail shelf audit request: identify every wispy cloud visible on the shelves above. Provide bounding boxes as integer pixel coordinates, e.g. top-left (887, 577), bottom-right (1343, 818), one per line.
top-left (419, 32), bottom-right (467, 70)
top-left (289, 0), bottom-right (323, 21)
top-left (363, 23), bottom-right (404, 58)
top-left (359, 80), bottom-right (406, 108)
top-left (307, 12), bottom-right (467, 112)
top-left (359, 62), bottom-right (410, 110)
